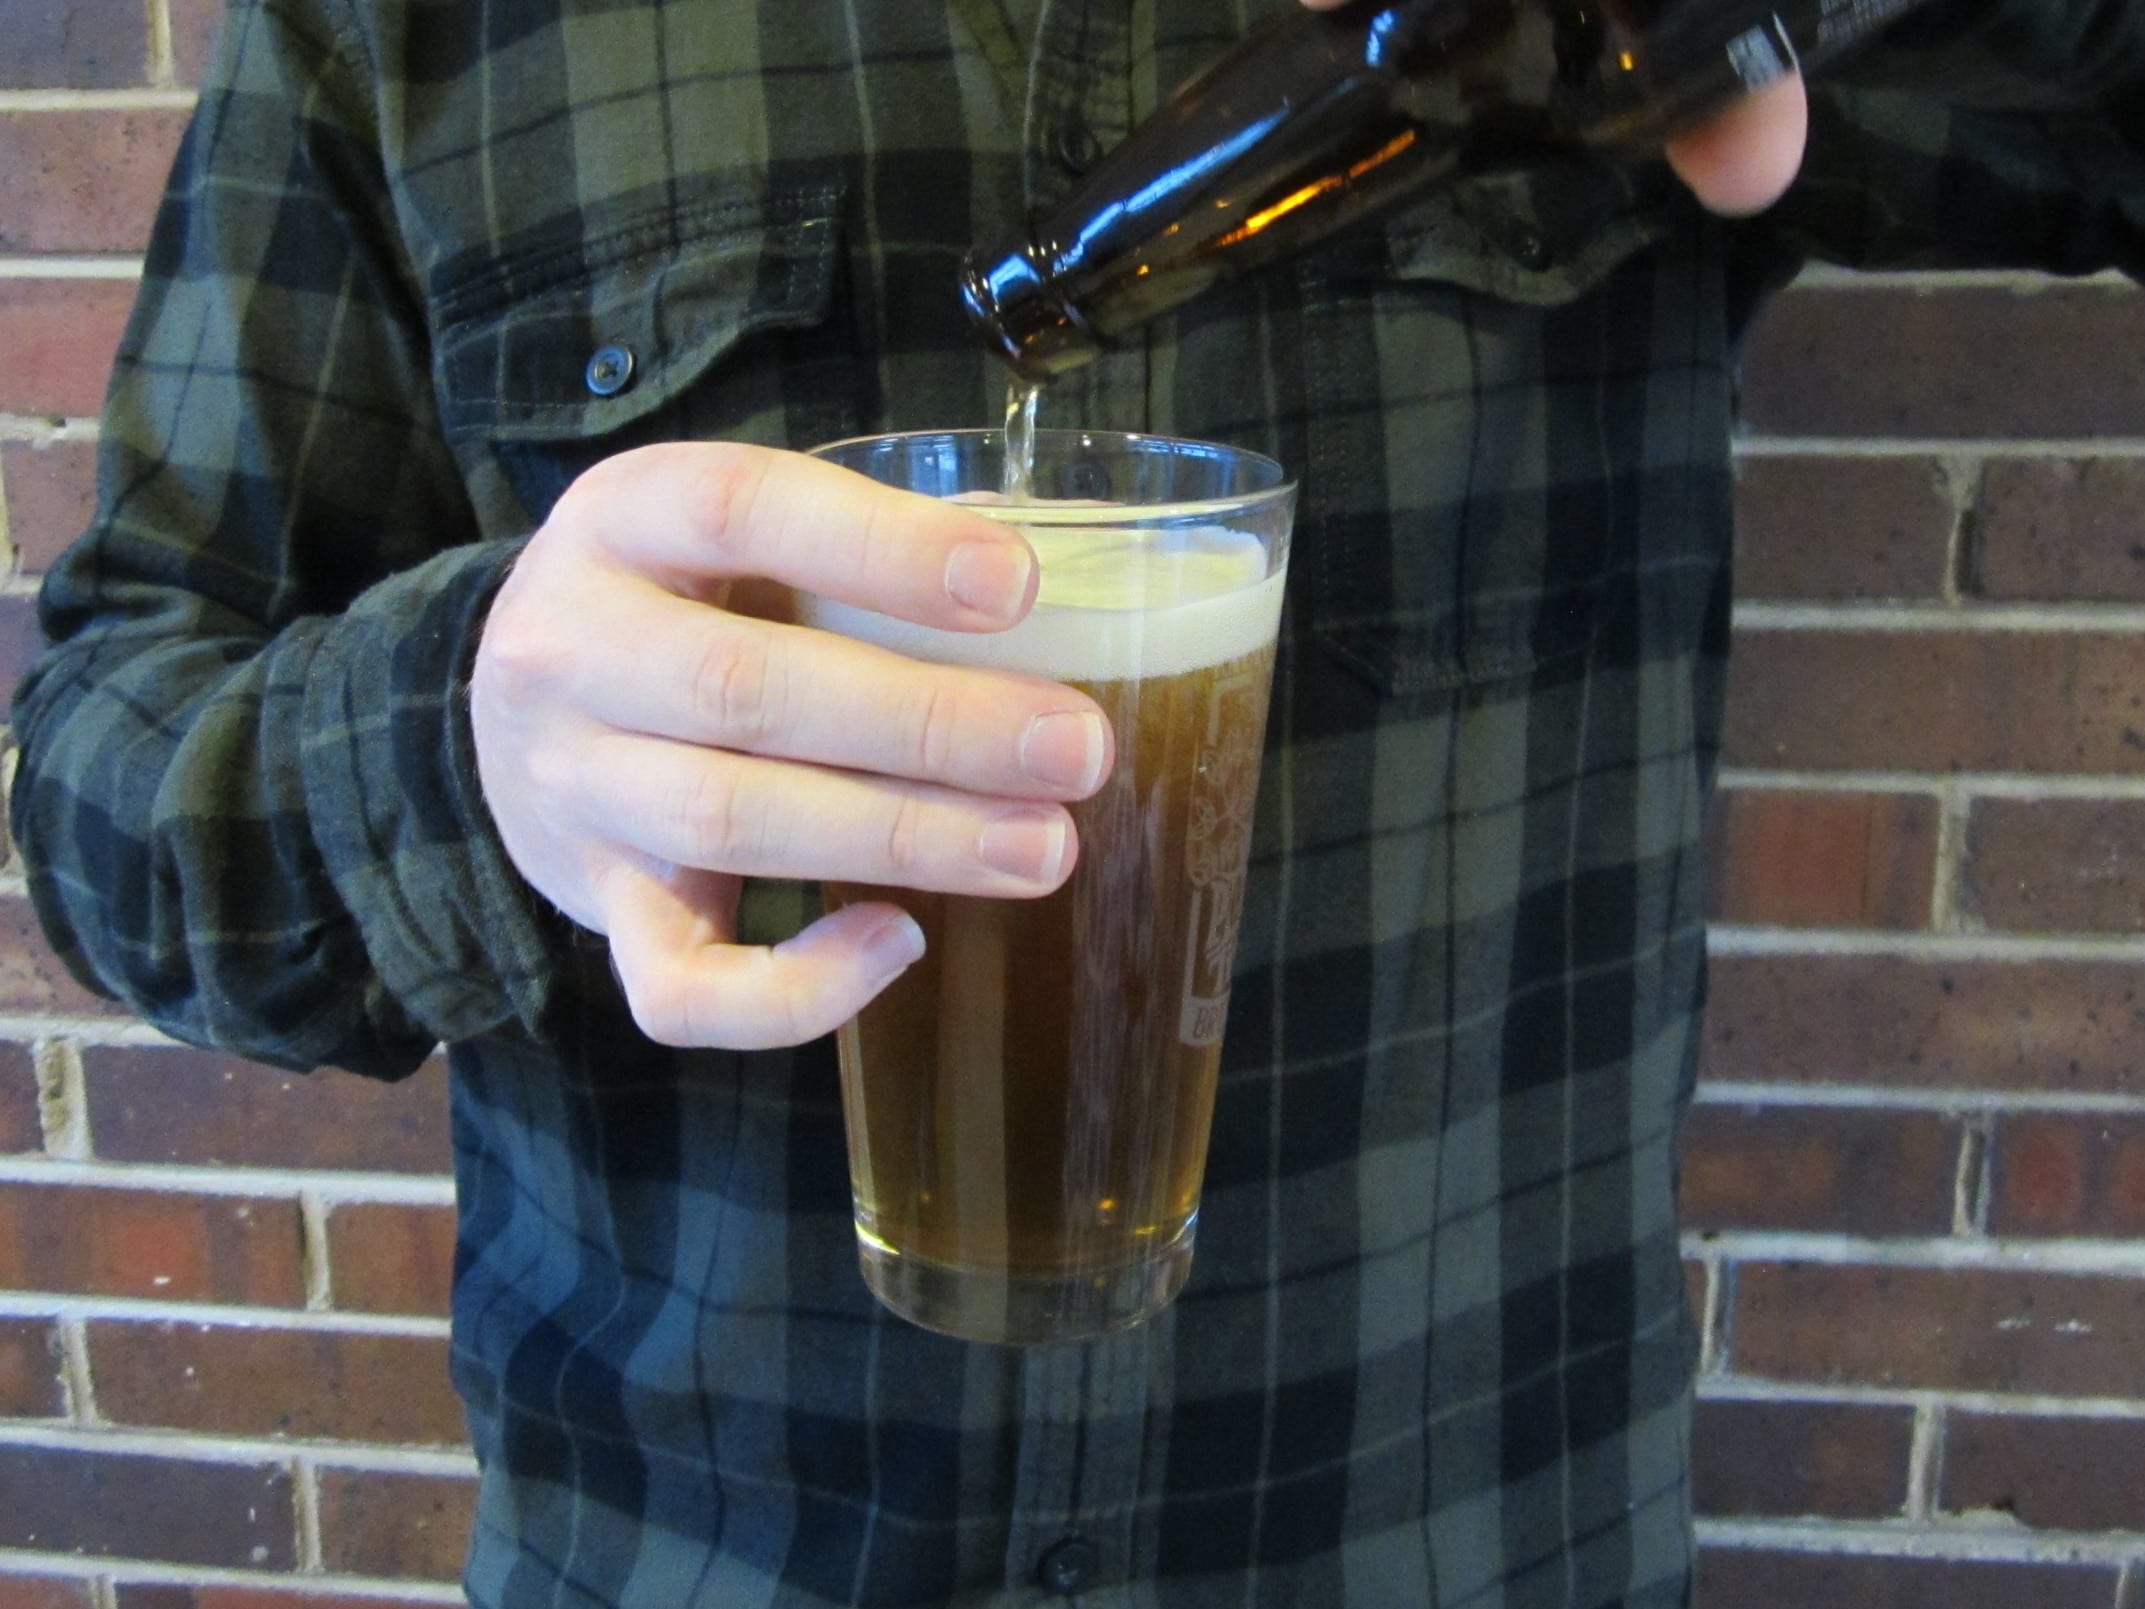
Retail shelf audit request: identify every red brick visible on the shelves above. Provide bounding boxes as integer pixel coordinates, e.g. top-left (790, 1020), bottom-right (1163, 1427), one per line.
top-left (328, 1200), bottom-right (455, 1316)
top-left (0, 112), bottom-right (189, 254)
top-left (0, 593), bottom-right (46, 715)
top-left (1965, 797), bottom-right (2145, 935)
top-left (0, 1314), bottom-right (65, 1417)
top-left (1988, 1113), bottom-right (2145, 1238)
top-left (84, 1046), bottom-right (452, 1174)
top-left (1704, 954), bottom-right (2145, 1097)
top-left (1692, 1396), bottom-right (1912, 1520)
top-left (0, 1040), bottom-right (41, 1154)
top-left (171, 0), bottom-right (232, 88)
top-left (1943, 1411), bottom-right (2145, 1532)
top-left (1705, 788), bottom-right (1937, 929)
top-left (0, 1180), bottom-right (304, 1305)
top-left (1733, 1262), bottom-right (2145, 1398)
top-left (1695, 1548), bottom-right (2118, 1609)
top-left (1743, 282), bottom-right (2145, 439)
top-left (1733, 455), bottom-right (1955, 601)
top-left (0, 894), bottom-right (130, 1017)
top-left (2, 437), bottom-right (99, 576)
top-left (1975, 457), bottom-right (2145, 603)
top-left (316, 1466), bottom-right (478, 1580)
top-left (0, 0), bottom-right (151, 89)
top-left (90, 1320), bottom-right (466, 1445)
top-left (1724, 629), bottom-right (2145, 774)
top-left (0, 280), bottom-right (136, 418)
top-left (1679, 1105), bottom-right (1959, 1236)
top-left (0, 1579), bottom-right (95, 1609)
top-left (117, 1595), bottom-right (442, 1609)
top-left (0, 1441), bottom-right (295, 1566)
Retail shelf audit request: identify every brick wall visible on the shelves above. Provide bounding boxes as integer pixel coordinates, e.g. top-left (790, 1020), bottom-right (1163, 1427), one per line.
top-left (2, 4), bottom-right (2143, 1604)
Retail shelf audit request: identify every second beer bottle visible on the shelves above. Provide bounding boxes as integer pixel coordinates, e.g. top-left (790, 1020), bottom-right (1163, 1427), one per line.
top-left (962, 0), bottom-right (1930, 381)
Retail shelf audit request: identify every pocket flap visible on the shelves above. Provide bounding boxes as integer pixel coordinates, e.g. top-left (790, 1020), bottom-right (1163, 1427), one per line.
top-left (431, 188), bottom-right (843, 443)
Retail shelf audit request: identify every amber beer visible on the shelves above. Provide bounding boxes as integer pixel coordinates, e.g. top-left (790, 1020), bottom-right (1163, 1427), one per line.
top-left (806, 430), bottom-right (1292, 1344)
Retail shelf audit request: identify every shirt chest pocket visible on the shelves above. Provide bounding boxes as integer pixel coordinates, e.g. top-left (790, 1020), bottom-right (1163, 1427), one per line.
top-left (1293, 168), bottom-right (1675, 699)
top-left (429, 189), bottom-right (855, 529)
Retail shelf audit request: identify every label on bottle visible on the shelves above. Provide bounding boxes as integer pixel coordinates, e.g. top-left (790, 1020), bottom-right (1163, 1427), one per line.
top-left (1812, 0), bottom-right (1923, 54)
top-left (1725, 19), bottom-right (1797, 90)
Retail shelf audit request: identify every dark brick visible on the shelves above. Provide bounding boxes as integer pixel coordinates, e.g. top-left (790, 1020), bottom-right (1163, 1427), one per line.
top-left (1679, 1105), bottom-right (1960, 1236)
top-left (116, 1595), bottom-right (442, 1609)
top-left (1725, 629), bottom-right (2145, 775)
top-left (1692, 1396), bottom-right (1913, 1520)
top-left (90, 1320), bottom-right (467, 1446)
top-left (0, 1441), bottom-right (295, 1567)
top-left (1975, 457), bottom-right (2145, 604)
top-left (1965, 797), bottom-right (2145, 935)
top-left (328, 1200), bottom-right (456, 1316)
top-left (1734, 455), bottom-right (1955, 601)
top-left (0, 895), bottom-right (130, 1017)
top-left (2, 437), bottom-right (98, 577)
top-left (1703, 955), bottom-right (2145, 1097)
top-left (1696, 1548), bottom-right (2118, 1609)
top-left (0, 1580), bottom-right (96, 1609)
top-left (1988, 1114), bottom-right (2145, 1238)
top-left (0, 1314), bottom-right (65, 1417)
top-left (1943, 1411), bottom-right (2145, 1532)
top-left (1744, 281), bottom-right (2145, 439)
top-left (0, 593), bottom-right (47, 715)
top-left (1706, 788), bottom-right (1938, 929)
top-left (0, 1040), bottom-right (41, 1154)
top-left (1733, 1263), bottom-right (2145, 1398)
top-left (0, 0), bottom-right (151, 88)
top-left (0, 1180), bottom-right (305, 1305)
top-left (316, 1466), bottom-right (478, 1580)
top-left (0, 111), bottom-right (190, 254)
top-left (84, 1046), bottom-right (451, 1174)
top-left (0, 280), bottom-right (136, 419)
top-left (170, 0), bottom-right (232, 88)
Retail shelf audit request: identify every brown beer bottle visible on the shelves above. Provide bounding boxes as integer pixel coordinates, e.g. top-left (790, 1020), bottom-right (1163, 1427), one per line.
top-left (962, 0), bottom-right (1931, 381)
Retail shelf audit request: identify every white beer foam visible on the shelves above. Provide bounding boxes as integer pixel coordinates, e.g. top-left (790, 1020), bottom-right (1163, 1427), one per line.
top-left (804, 523), bottom-right (1283, 682)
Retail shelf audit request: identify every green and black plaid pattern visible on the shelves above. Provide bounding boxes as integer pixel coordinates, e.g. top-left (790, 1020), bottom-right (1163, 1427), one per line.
top-left (12, 1), bottom-right (2143, 1603)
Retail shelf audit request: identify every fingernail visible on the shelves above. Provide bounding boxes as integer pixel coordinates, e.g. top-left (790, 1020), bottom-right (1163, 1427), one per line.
top-left (1020, 710), bottom-right (1108, 794)
top-left (945, 538), bottom-right (1034, 623)
top-left (978, 807), bottom-right (1069, 886)
top-left (863, 910), bottom-right (926, 981)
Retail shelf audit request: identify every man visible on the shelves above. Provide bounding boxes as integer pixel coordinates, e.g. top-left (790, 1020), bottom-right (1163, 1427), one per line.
top-left (10, 0), bottom-right (2142, 1603)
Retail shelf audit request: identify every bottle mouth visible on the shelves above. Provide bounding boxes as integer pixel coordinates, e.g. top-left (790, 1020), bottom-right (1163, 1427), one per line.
top-left (957, 240), bottom-right (1105, 385)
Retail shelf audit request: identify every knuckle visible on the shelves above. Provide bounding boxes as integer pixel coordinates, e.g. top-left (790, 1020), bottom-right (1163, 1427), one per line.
top-left (879, 792), bottom-right (932, 881)
top-left (903, 679), bottom-right (963, 779)
top-left (689, 630), bottom-right (779, 744)
top-left (683, 445), bottom-right (773, 563)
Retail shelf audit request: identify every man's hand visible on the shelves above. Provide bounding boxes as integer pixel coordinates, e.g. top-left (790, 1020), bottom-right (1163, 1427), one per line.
top-left (1297, 0), bottom-right (1812, 216)
top-left (471, 443), bottom-right (1113, 1051)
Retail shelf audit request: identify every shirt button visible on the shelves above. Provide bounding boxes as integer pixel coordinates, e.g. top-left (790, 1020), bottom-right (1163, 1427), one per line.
top-left (1505, 223), bottom-right (1555, 272)
top-left (584, 342), bottom-right (637, 397)
top-left (1050, 122), bottom-right (1104, 176)
top-left (1036, 1536), bottom-right (1100, 1596)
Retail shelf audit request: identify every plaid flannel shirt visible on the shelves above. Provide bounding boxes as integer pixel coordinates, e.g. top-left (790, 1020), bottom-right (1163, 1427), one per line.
top-left (12, 1), bottom-right (2145, 1603)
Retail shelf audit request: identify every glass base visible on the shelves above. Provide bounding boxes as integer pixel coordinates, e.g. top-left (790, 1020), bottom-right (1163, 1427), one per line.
top-left (857, 1218), bottom-right (1196, 1346)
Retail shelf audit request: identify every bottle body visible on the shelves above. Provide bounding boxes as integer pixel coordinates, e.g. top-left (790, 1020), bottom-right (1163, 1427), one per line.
top-left (962, 0), bottom-right (1929, 381)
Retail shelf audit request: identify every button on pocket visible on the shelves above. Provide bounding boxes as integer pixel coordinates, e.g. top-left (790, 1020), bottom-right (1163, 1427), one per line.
top-left (583, 342), bottom-right (637, 397)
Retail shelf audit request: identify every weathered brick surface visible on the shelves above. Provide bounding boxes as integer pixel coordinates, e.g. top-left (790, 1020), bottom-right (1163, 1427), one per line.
top-left (0, 896), bottom-right (130, 1018)
top-left (328, 1199), bottom-right (456, 1316)
top-left (0, 1314), bottom-right (65, 1417)
top-left (89, 1320), bottom-right (466, 1445)
top-left (0, 1180), bottom-right (305, 1305)
top-left (0, 594), bottom-right (48, 718)
top-left (316, 1466), bottom-right (479, 1580)
top-left (0, 1578), bottom-right (96, 1609)
top-left (1691, 1397), bottom-right (1913, 1520)
top-left (83, 1045), bottom-right (452, 1174)
top-left (1703, 954), bottom-right (2145, 1096)
top-left (1732, 455), bottom-right (1955, 601)
top-left (1742, 282), bottom-right (2145, 439)
top-left (1975, 457), bottom-right (2145, 603)
top-left (1724, 628), bottom-right (2145, 774)
top-left (1964, 797), bottom-right (2145, 935)
top-left (1695, 1548), bottom-right (2120, 1609)
top-left (0, 280), bottom-right (137, 418)
top-left (1679, 1104), bottom-right (1960, 1236)
top-left (1, 437), bottom-right (99, 577)
top-left (1705, 788), bottom-right (1938, 929)
top-left (1987, 1114), bottom-right (2145, 1239)
top-left (116, 1594), bottom-right (442, 1609)
top-left (1943, 1411), bottom-right (2145, 1532)
top-left (0, 1041), bottom-right (41, 1153)
top-left (0, 1442), bottom-right (296, 1566)
top-left (170, 0), bottom-right (232, 88)
top-left (0, 112), bottom-right (191, 254)
top-left (0, 0), bottom-right (150, 89)
top-left (1733, 1263), bottom-right (2145, 1398)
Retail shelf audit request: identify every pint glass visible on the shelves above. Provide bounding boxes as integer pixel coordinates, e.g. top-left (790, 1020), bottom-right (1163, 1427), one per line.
top-left (804, 429), bottom-right (1294, 1345)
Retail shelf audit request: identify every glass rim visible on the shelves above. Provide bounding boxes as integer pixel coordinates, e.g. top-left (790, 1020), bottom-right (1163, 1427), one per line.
top-left (808, 427), bottom-right (1297, 526)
